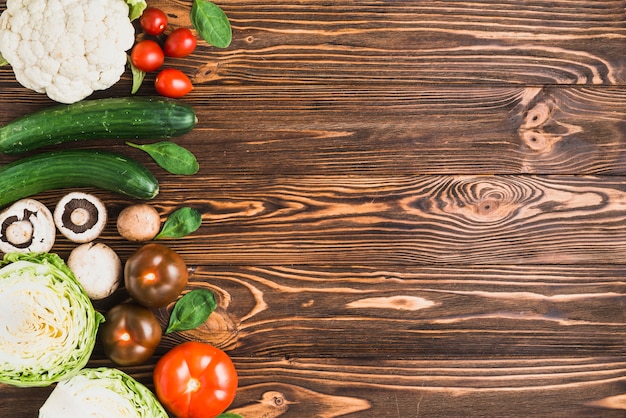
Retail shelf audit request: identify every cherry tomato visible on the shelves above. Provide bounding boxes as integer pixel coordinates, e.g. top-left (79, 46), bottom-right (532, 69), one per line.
top-left (155, 68), bottom-right (193, 98)
top-left (140, 7), bottom-right (168, 35)
top-left (131, 39), bottom-right (164, 72)
top-left (164, 28), bottom-right (197, 58)
top-left (99, 303), bottom-right (162, 366)
top-left (154, 341), bottom-right (238, 418)
top-left (124, 243), bottom-right (188, 308)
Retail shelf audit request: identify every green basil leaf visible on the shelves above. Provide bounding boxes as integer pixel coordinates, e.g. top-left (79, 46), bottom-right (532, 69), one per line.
top-left (166, 289), bottom-right (217, 333)
top-left (126, 141), bottom-right (199, 175)
top-left (217, 414), bottom-right (243, 418)
top-left (156, 207), bottom-right (202, 239)
top-left (191, 0), bottom-right (232, 48)
top-left (126, 56), bottom-right (145, 94)
top-left (125, 0), bottom-right (147, 21)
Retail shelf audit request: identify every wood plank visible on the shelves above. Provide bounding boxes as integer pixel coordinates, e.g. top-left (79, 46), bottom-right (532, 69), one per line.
top-left (141, 264), bottom-right (626, 359)
top-left (5, 356), bottom-right (626, 417)
top-left (26, 174), bottom-right (626, 265)
top-left (2, 86), bottom-right (624, 176)
top-left (156, 0), bottom-right (626, 85)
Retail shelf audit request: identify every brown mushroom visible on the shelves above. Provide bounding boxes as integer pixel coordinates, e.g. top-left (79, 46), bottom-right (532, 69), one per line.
top-left (116, 203), bottom-right (161, 241)
top-left (54, 192), bottom-right (107, 243)
top-left (0, 199), bottom-right (55, 254)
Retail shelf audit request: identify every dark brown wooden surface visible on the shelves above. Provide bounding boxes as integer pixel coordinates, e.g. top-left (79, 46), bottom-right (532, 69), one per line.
top-left (1, 0), bottom-right (625, 416)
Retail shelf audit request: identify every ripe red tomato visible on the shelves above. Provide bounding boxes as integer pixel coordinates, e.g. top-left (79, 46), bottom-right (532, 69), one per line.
top-left (131, 40), bottom-right (164, 72)
top-left (154, 342), bottom-right (238, 418)
top-left (164, 28), bottom-right (197, 57)
top-left (140, 7), bottom-right (168, 35)
top-left (99, 303), bottom-right (162, 366)
top-left (124, 243), bottom-right (188, 308)
top-left (155, 68), bottom-right (193, 98)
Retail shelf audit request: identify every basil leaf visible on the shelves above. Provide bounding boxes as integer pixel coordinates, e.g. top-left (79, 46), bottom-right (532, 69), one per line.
top-left (126, 141), bottom-right (199, 175)
top-left (127, 56), bottom-right (145, 94)
top-left (191, 0), bottom-right (232, 48)
top-left (217, 414), bottom-right (243, 418)
top-left (166, 289), bottom-right (217, 333)
top-left (156, 207), bottom-right (202, 239)
top-left (125, 0), bottom-right (147, 21)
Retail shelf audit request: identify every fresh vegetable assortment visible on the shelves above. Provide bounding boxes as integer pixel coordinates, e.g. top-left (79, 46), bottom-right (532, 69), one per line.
top-left (0, 2), bottom-right (239, 417)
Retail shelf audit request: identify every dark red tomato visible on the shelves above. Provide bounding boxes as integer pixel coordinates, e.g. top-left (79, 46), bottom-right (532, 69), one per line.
top-left (154, 342), bottom-right (238, 418)
top-left (131, 39), bottom-right (164, 72)
top-left (155, 68), bottom-right (193, 98)
top-left (125, 243), bottom-right (189, 308)
top-left (164, 28), bottom-right (197, 58)
top-left (99, 303), bottom-right (162, 366)
top-left (140, 7), bottom-right (168, 35)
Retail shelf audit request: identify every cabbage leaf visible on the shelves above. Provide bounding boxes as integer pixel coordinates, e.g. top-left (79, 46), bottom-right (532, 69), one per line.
top-left (0, 252), bottom-right (104, 387)
top-left (39, 367), bottom-right (167, 418)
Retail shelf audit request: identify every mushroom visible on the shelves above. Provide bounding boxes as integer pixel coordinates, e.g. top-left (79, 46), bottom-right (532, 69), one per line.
top-left (117, 203), bottom-right (161, 242)
top-left (0, 199), bottom-right (55, 254)
top-left (54, 192), bottom-right (107, 243)
top-left (67, 242), bottom-right (122, 300)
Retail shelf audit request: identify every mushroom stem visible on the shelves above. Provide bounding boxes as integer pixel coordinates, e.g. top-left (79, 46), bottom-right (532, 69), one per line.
top-left (5, 220), bottom-right (33, 245)
top-left (69, 208), bottom-right (90, 227)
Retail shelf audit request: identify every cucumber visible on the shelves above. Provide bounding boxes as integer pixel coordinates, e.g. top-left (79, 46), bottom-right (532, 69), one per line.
top-left (0, 149), bottom-right (159, 207)
top-left (0, 96), bottom-right (197, 154)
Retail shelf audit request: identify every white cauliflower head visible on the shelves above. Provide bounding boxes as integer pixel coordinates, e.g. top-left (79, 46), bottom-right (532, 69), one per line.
top-left (0, 0), bottom-right (136, 103)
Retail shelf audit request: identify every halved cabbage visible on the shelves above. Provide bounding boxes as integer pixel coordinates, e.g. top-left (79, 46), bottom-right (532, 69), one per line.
top-left (0, 252), bottom-right (103, 387)
top-left (39, 367), bottom-right (167, 417)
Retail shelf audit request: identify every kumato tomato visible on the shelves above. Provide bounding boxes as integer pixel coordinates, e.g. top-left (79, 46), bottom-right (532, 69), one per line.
top-left (130, 39), bottom-right (164, 72)
top-left (155, 68), bottom-right (193, 98)
top-left (99, 303), bottom-right (162, 366)
top-left (140, 7), bottom-right (168, 35)
top-left (164, 28), bottom-right (197, 57)
top-left (124, 243), bottom-right (188, 308)
top-left (154, 341), bottom-right (238, 418)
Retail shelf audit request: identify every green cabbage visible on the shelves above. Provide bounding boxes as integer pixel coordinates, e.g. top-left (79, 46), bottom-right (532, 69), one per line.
top-left (39, 367), bottom-right (168, 417)
top-left (0, 252), bottom-right (103, 387)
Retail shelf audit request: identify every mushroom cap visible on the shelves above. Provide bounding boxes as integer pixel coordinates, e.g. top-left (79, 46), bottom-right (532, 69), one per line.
top-left (117, 203), bottom-right (161, 242)
top-left (54, 192), bottom-right (107, 243)
top-left (0, 198), bottom-right (55, 254)
top-left (67, 242), bottom-right (122, 300)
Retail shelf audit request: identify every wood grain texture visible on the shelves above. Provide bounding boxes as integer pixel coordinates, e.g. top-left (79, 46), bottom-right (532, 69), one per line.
top-left (0, 0), bottom-right (625, 416)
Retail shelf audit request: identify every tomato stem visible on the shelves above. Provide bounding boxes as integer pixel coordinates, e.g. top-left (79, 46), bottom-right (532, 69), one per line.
top-left (186, 377), bottom-right (201, 394)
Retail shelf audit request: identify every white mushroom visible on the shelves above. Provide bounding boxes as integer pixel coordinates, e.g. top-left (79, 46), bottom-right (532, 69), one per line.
top-left (54, 192), bottom-right (107, 243)
top-left (117, 203), bottom-right (161, 242)
top-left (67, 242), bottom-right (122, 300)
top-left (0, 199), bottom-right (55, 254)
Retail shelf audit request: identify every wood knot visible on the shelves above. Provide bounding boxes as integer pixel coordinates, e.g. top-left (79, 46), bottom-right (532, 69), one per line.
top-left (193, 61), bottom-right (222, 84)
top-left (518, 100), bottom-right (562, 154)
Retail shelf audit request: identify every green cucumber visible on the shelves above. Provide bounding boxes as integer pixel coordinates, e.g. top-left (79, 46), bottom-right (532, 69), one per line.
top-left (0, 96), bottom-right (197, 154)
top-left (0, 149), bottom-right (159, 207)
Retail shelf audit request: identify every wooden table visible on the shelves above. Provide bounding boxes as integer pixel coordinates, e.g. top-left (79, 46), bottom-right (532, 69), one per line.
top-left (1, 0), bottom-right (625, 416)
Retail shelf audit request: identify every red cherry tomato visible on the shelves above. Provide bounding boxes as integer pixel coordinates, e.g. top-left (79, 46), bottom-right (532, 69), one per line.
top-left (130, 40), bottom-right (164, 72)
top-left (99, 303), bottom-right (162, 366)
top-left (155, 68), bottom-right (193, 98)
top-left (154, 342), bottom-right (238, 418)
top-left (140, 7), bottom-right (168, 35)
top-left (124, 243), bottom-right (189, 308)
top-left (164, 28), bottom-right (197, 58)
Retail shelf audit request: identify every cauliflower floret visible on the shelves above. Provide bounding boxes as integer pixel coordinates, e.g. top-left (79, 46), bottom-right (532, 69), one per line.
top-left (0, 0), bottom-right (136, 103)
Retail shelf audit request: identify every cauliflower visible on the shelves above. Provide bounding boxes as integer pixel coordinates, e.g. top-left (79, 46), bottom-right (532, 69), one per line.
top-left (0, 0), bottom-right (138, 103)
